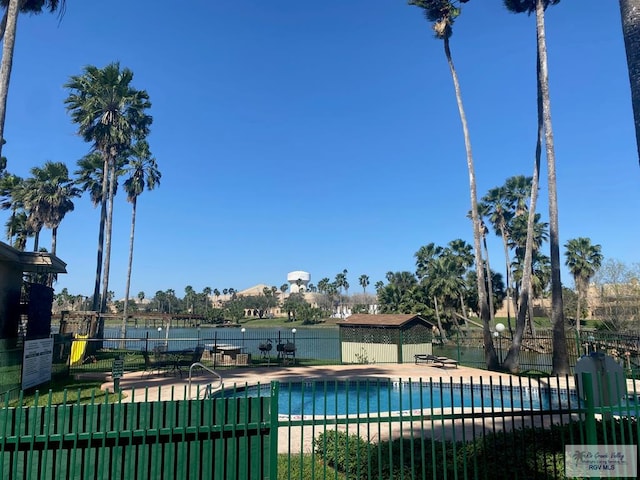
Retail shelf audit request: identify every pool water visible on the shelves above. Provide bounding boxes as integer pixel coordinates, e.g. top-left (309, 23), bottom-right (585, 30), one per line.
top-left (217, 380), bottom-right (578, 416)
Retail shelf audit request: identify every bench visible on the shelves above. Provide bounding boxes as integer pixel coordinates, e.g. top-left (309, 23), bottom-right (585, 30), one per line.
top-left (143, 345), bottom-right (205, 377)
top-left (414, 354), bottom-right (458, 368)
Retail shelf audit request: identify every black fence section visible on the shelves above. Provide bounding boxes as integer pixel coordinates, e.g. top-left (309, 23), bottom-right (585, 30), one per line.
top-left (64, 328), bottom-right (343, 376)
top-left (46, 325), bottom-right (640, 378)
top-left (434, 329), bottom-right (640, 374)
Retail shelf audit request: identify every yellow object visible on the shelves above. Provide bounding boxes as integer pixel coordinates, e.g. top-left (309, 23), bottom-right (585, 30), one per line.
top-left (70, 334), bottom-right (88, 365)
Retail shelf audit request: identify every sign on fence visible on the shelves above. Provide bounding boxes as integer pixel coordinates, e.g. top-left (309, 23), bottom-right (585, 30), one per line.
top-left (111, 357), bottom-right (124, 379)
top-left (21, 337), bottom-right (53, 390)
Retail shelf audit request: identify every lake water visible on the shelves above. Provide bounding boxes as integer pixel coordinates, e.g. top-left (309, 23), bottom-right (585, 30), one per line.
top-left (102, 326), bottom-right (341, 361)
top-left (81, 326), bottom-right (559, 369)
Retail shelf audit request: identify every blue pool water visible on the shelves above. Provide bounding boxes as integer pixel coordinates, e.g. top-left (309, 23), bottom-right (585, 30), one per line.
top-left (217, 380), bottom-right (579, 416)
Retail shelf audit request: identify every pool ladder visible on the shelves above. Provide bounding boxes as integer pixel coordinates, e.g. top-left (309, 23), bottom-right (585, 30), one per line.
top-left (187, 362), bottom-right (223, 399)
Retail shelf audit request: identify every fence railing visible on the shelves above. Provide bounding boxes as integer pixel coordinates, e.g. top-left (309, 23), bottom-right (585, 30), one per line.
top-left (2, 373), bottom-right (638, 479)
top-left (56, 329), bottom-right (640, 378)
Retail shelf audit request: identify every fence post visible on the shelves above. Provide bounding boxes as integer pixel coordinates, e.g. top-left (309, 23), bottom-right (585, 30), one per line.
top-left (269, 381), bottom-right (279, 480)
top-left (581, 372), bottom-right (598, 445)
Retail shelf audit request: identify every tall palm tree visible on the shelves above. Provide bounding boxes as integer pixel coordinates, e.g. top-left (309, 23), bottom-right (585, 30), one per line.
top-left (359, 274), bottom-right (370, 295)
top-left (18, 161), bottom-right (79, 256)
top-left (120, 140), bottom-right (160, 339)
top-left (74, 151), bottom-right (109, 310)
top-left (619, 0), bottom-right (640, 163)
top-left (505, 0), bottom-right (568, 374)
top-left (334, 269), bottom-right (348, 317)
top-left (504, 175), bottom-right (533, 216)
top-left (409, 0), bottom-right (495, 367)
top-left (0, 0), bottom-right (66, 161)
top-left (65, 63), bottom-right (152, 324)
top-left (480, 185), bottom-right (516, 328)
top-left (202, 286), bottom-right (212, 314)
top-left (0, 0), bottom-right (65, 38)
top-left (564, 237), bottom-right (603, 334)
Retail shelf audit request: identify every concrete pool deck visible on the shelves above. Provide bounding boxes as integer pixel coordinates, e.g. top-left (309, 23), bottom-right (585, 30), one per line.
top-left (102, 362), bottom-right (585, 403)
top-left (99, 363), bottom-right (639, 454)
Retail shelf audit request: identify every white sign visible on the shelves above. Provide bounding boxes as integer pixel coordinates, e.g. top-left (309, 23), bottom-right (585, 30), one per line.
top-left (22, 338), bottom-right (53, 390)
top-left (566, 445), bottom-right (638, 478)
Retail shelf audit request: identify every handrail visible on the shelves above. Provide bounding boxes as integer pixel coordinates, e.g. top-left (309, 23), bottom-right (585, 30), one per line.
top-left (188, 362), bottom-right (223, 399)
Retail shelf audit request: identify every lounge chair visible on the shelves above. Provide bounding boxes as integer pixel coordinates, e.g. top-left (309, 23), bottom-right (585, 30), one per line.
top-left (414, 354), bottom-right (458, 368)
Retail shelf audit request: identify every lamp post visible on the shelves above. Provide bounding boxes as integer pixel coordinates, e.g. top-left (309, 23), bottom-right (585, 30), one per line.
top-left (241, 327), bottom-right (246, 349)
top-left (495, 322), bottom-right (505, 366)
top-left (291, 328), bottom-right (296, 346)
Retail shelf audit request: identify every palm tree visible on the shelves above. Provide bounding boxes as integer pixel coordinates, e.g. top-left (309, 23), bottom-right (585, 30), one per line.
top-left (480, 185), bottom-right (515, 327)
top-left (504, 0), bottom-right (568, 374)
top-left (74, 151), bottom-right (110, 310)
top-left (409, 0), bottom-right (494, 367)
top-left (447, 238), bottom-right (474, 327)
top-left (65, 63), bottom-right (152, 323)
top-left (564, 238), bottom-right (603, 334)
top-left (120, 140), bottom-right (160, 339)
top-left (213, 288), bottom-right (220, 306)
top-left (0, 0), bottom-right (66, 161)
top-left (619, 0), bottom-right (640, 163)
top-left (4, 209), bottom-right (29, 249)
top-left (359, 274), bottom-right (370, 296)
top-left (202, 286), bottom-right (212, 314)
top-left (18, 161), bottom-right (79, 256)
top-left (0, 171), bottom-right (21, 242)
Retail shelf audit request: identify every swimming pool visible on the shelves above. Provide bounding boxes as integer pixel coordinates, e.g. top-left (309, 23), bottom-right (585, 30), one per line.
top-left (216, 379), bottom-right (578, 416)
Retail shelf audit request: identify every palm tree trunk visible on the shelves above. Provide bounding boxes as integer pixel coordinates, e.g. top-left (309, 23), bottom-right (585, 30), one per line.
top-left (92, 154), bottom-right (109, 312)
top-left (527, 282), bottom-right (537, 336)
top-left (500, 228), bottom-right (514, 334)
top-left (536, 0), bottom-right (569, 375)
top-left (0, 0), bottom-right (20, 162)
top-left (619, 0), bottom-right (640, 163)
top-left (443, 36), bottom-right (495, 369)
top-left (458, 292), bottom-right (469, 329)
top-left (433, 296), bottom-right (447, 344)
top-left (121, 197), bottom-right (138, 340)
top-left (100, 158), bottom-right (117, 316)
top-left (47, 225), bottom-right (59, 287)
top-left (502, 39), bottom-right (543, 374)
top-left (575, 287), bottom-right (582, 335)
top-left (483, 235), bottom-right (495, 321)
top-left (51, 225), bottom-right (58, 255)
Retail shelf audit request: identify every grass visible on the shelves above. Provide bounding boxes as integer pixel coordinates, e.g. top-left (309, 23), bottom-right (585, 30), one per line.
top-left (277, 455), bottom-right (346, 480)
top-left (9, 376), bottom-right (122, 407)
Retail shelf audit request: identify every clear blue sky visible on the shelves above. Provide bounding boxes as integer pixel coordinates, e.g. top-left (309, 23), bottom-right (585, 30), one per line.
top-left (1, 0), bottom-right (638, 299)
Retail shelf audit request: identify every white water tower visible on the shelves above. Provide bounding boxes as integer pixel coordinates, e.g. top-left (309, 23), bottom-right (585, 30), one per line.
top-left (287, 271), bottom-right (310, 293)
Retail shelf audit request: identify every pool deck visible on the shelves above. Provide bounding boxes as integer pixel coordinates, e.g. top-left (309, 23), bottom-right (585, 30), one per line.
top-left (99, 363), bottom-right (639, 454)
top-left (101, 362), bottom-right (595, 403)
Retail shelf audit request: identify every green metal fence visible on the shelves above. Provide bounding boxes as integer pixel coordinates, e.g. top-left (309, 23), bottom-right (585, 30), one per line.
top-left (0, 390), bottom-right (274, 479)
top-left (2, 373), bottom-right (638, 479)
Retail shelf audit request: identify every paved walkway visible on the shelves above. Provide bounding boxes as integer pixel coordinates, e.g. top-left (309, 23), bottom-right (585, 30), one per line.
top-left (99, 363), bottom-right (639, 454)
top-left (103, 362), bottom-right (548, 402)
